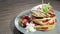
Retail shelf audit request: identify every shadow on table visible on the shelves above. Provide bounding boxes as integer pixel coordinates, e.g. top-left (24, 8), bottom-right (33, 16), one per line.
top-left (10, 17), bottom-right (24, 34)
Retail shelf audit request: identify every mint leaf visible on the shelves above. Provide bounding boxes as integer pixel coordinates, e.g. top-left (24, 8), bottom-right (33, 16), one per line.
top-left (18, 20), bottom-right (23, 26)
top-left (43, 3), bottom-right (51, 14)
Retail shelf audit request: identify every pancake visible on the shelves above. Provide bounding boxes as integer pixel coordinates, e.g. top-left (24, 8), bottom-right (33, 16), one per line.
top-left (30, 4), bottom-right (56, 30)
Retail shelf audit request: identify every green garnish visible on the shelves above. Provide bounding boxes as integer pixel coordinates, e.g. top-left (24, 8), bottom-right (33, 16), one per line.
top-left (18, 19), bottom-right (23, 26)
top-left (43, 3), bottom-right (51, 14)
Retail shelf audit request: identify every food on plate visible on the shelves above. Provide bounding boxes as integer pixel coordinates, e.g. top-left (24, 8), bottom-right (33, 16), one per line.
top-left (18, 3), bottom-right (56, 32)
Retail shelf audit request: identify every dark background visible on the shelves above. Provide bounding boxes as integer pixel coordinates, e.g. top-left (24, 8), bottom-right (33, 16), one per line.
top-left (0, 0), bottom-right (60, 34)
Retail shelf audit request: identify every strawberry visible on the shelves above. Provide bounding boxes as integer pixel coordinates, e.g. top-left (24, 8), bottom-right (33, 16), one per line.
top-left (22, 15), bottom-right (30, 20)
top-left (22, 19), bottom-right (28, 26)
top-left (50, 14), bottom-right (55, 17)
top-left (22, 15), bottom-right (31, 22)
top-left (42, 19), bottom-right (49, 22)
top-left (49, 21), bottom-right (54, 25)
top-left (41, 27), bottom-right (48, 30)
top-left (48, 11), bottom-right (55, 17)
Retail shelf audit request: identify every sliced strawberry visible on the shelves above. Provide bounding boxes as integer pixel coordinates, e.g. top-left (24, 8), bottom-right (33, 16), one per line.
top-left (42, 19), bottom-right (49, 22)
top-left (22, 19), bottom-right (28, 26)
top-left (49, 21), bottom-right (54, 25)
top-left (22, 15), bottom-right (31, 22)
top-left (22, 15), bottom-right (30, 20)
top-left (48, 12), bottom-right (55, 18)
top-left (50, 14), bottom-right (55, 17)
top-left (41, 27), bottom-right (48, 30)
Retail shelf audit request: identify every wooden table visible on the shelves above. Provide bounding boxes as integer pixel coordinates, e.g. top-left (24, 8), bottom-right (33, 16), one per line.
top-left (0, 0), bottom-right (60, 34)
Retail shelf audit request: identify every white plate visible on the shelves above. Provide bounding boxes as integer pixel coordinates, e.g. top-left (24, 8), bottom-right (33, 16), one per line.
top-left (15, 9), bottom-right (60, 34)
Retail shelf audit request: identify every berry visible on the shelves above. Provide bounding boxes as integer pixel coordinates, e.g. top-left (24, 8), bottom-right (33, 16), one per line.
top-left (42, 19), bottom-right (49, 22)
top-left (49, 21), bottom-right (54, 25)
top-left (22, 15), bottom-right (31, 22)
top-left (41, 27), bottom-right (48, 30)
top-left (50, 14), bottom-right (55, 17)
top-left (22, 19), bottom-right (28, 26)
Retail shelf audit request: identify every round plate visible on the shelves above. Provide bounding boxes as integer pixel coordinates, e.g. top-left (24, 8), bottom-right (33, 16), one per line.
top-left (15, 10), bottom-right (60, 34)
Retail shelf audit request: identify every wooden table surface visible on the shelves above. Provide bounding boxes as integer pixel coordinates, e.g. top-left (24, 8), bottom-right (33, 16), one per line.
top-left (0, 0), bottom-right (60, 34)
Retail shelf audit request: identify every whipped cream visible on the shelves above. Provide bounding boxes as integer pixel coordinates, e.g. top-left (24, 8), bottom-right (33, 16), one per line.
top-left (25, 22), bottom-right (36, 32)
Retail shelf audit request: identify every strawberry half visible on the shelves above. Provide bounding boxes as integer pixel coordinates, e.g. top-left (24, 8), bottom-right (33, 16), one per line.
top-left (22, 15), bottom-right (31, 22)
top-left (22, 15), bottom-right (31, 26)
top-left (22, 19), bottom-right (28, 26)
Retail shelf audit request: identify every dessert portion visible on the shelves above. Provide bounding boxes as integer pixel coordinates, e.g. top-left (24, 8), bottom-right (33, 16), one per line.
top-left (31, 4), bottom-right (56, 30)
top-left (18, 3), bottom-right (56, 32)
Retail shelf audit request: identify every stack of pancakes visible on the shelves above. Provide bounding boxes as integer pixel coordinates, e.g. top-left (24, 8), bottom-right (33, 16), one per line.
top-left (30, 4), bottom-right (56, 30)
